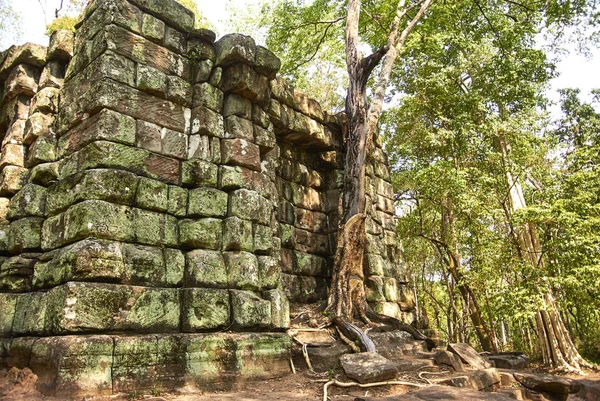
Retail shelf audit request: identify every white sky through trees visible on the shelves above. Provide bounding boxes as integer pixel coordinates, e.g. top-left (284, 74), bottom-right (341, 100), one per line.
top-left (6, 0), bottom-right (600, 115)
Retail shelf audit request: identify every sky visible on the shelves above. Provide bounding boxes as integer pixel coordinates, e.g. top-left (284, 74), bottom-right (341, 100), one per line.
top-left (6, 0), bottom-right (600, 114)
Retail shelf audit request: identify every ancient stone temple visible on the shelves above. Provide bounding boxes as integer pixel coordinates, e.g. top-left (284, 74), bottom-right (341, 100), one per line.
top-left (0, 0), bottom-right (412, 395)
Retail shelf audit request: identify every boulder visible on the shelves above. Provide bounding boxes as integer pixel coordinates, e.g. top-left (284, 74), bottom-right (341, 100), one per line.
top-left (513, 372), bottom-right (581, 395)
top-left (486, 352), bottom-right (529, 370)
top-left (355, 385), bottom-right (515, 401)
top-left (306, 343), bottom-right (350, 373)
top-left (447, 343), bottom-right (491, 370)
top-left (434, 350), bottom-right (466, 372)
top-left (340, 352), bottom-right (398, 384)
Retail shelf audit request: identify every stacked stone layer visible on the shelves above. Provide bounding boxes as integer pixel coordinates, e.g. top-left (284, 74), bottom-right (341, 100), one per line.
top-left (0, 0), bottom-right (413, 394)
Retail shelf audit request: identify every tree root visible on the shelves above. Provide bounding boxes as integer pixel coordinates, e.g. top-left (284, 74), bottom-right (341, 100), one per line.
top-left (332, 317), bottom-right (376, 352)
top-left (336, 326), bottom-right (361, 353)
top-left (417, 370), bottom-right (449, 384)
top-left (365, 305), bottom-right (436, 350)
top-left (322, 379), bottom-right (427, 401)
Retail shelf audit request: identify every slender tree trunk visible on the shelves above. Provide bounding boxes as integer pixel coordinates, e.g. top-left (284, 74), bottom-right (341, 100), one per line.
top-left (328, 0), bottom-right (434, 321)
top-left (499, 136), bottom-right (592, 372)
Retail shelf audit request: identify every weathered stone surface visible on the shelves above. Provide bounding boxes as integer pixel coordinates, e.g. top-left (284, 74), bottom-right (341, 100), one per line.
top-left (47, 30), bottom-right (74, 61)
top-left (513, 372), bottom-right (580, 395)
top-left (12, 292), bottom-right (48, 335)
top-left (0, 44), bottom-right (46, 81)
top-left (434, 350), bottom-right (466, 372)
top-left (224, 251), bottom-right (260, 290)
top-left (230, 290), bottom-right (271, 329)
top-left (225, 115), bottom-right (254, 141)
top-left (42, 200), bottom-right (178, 250)
top-left (182, 159), bottom-right (218, 187)
top-left (6, 184), bottom-right (47, 220)
top-left (0, 293), bottom-right (17, 335)
top-left (224, 93), bottom-right (252, 119)
top-left (128, 0), bottom-right (195, 32)
top-left (340, 352), bottom-right (398, 384)
top-left (255, 46), bottom-right (281, 79)
top-left (306, 343), bottom-right (351, 373)
top-left (190, 106), bottom-right (224, 137)
top-left (486, 353), bottom-right (529, 370)
top-left (136, 177), bottom-right (169, 212)
top-left (179, 218), bottom-right (222, 250)
top-left (136, 120), bottom-right (187, 160)
top-left (448, 343), bottom-right (491, 370)
top-left (187, 134), bottom-right (221, 162)
top-left (222, 63), bottom-right (269, 105)
top-left (142, 13), bottom-right (165, 42)
top-left (229, 189), bottom-right (272, 225)
top-left (30, 335), bottom-right (114, 397)
top-left (185, 249), bottom-right (227, 288)
top-left (370, 331), bottom-right (427, 359)
top-left (188, 187), bottom-right (228, 217)
top-left (167, 185), bottom-right (187, 216)
top-left (8, 217), bottom-right (43, 253)
top-left (193, 82), bottom-right (223, 112)
top-left (263, 289), bottom-right (289, 329)
top-left (182, 288), bottom-right (230, 331)
top-left (222, 216), bottom-right (253, 252)
top-left (221, 138), bottom-right (261, 170)
top-left (214, 34), bottom-right (256, 67)
top-left (355, 385), bottom-right (515, 401)
top-left (47, 282), bottom-right (181, 334)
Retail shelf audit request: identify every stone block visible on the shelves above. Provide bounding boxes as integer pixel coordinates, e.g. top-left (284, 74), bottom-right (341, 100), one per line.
top-left (188, 187), bottom-right (228, 217)
top-left (47, 282), bottom-right (181, 334)
top-left (383, 277), bottom-right (399, 302)
top-left (3, 119), bottom-right (25, 147)
top-left (8, 217), bottom-right (43, 253)
top-left (279, 273), bottom-right (327, 303)
top-left (136, 177), bottom-right (169, 212)
top-left (141, 13), bottom-right (165, 42)
top-left (12, 292), bottom-right (48, 335)
top-left (229, 189), bottom-right (272, 225)
top-left (230, 290), bottom-right (271, 329)
top-left (57, 109), bottom-right (136, 157)
top-left (222, 63), bottom-right (269, 105)
top-left (179, 218), bottom-right (222, 250)
top-left (221, 138), bottom-right (260, 170)
top-left (214, 33), bottom-right (256, 67)
top-left (47, 29), bottom-right (74, 61)
top-left (295, 208), bottom-right (328, 233)
top-left (136, 64), bottom-right (168, 97)
top-left (0, 293), bottom-right (17, 336)
top-left (181, 159), bottom-right (218, 187)
top-left (225, 115), bottom-right (254, 141)
top-left (366, 276), bottom-right (386, 302)
top-left (30, 335), bottom-right (114, 397)
top-left (128, 0), bottom-right (195, 31)
top-left (253, 124), bottom-right (276, 152)
top-left (340, 352), bottom-right (398, 384)
top-left (253, 224), bottom-right (273, 254)
top-left (291, 183), bottom-right (322, 211)
top-left (47, 169), bottom-right (139, 215)
top-left (42, 200), bottom-right (178, 250)
top-left (136, 120), bottom-right (187, 160)
top-left (72, 141), bottom-right (181, 184)
top-left (254, 46), bottom-right (281, 80)
top-left (258, 255), bottom-right (280, 290)
top-left (185, 249), bottom-right (227, 288)
top-left (6, 184), bottom-right (47, 220)
top-left (30, 87), bottom-right (60, 114)
top-left (0, 254), bottom-right (37, 292)
top-left (26, 136), bottom-right (57, 167)
top-left (192, 82), bottom-right (224, 112)
top-left (0, 143), bottom-right (25, 168)
top-left (234, 333), bottom-right (292, 378)
top-left (167, 75), bottom-right (193, 106)
top-left (182, 288), bottom-right (231, 331)
top-left (29, 162), bottom-right (60, 186)
top-left (167, 185), bottom-right (188, 217)
top-left (220, 165), bottom-right (275, 199)
top-left (224, 251), bottom-right (260, 290)
top-left (223, 93), bottom-right (252, 119)
top-left (187, 134), bottom-right (221, 162)
top-left (0, 197), bottom-right (8, 220)
top-left (372, 301), bottom-right (402, 320)
top-left (263, 289), bottom-right (289, 329)
top-left (293, 251), bottom-right (328, 277)
top-left (165, 25), bottom-right (187, 54)
top-left (193, 59), bottom-right (214, 83)
top-left (222, 216), bottom-right (253, 252)
top-left (4, 64), bottom-right (39, 98)
top-left (190, 106), bottom-right (224, 137)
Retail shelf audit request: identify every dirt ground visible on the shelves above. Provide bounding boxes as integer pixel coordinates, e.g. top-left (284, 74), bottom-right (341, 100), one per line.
top-left (1, 365), bottom-right (598, 401)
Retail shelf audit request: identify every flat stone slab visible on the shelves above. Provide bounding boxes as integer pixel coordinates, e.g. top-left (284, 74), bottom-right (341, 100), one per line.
top-left (513, 372), bottom-right (581, 395)
top-left (448, 343), bottom-right (490, 370)
top-left (394, 358), bottom-right (435, 372)
top-left (486, 352), bottom-right (529, 370)
top-left (355, 385), bottom-right (515, 401)
top-left (434, 350), bottom-right (466, 372)
top-left (306, 343), bottom-right (350, 373)
top-left (340, 352), bottom-right (398, 384)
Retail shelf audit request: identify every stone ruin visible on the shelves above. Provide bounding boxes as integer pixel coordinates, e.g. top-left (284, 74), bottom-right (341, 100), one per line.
top-left (0, 0), bottom-right (414, 395)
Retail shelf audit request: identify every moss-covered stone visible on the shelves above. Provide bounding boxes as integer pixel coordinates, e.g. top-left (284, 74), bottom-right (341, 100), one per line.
top-left (188, 187), bottom-right (228, 217)
top-left (253, 224), bottom-right (273, 254)
top-left (223, 93), bottom-right (252, 119)
top-left (230, 290), bottom-right (271, 329)
top-left (190, 106), bottom-right (224, 137)
top-left (167, 185), bottom-right (188, 217)
top-left (6, 184), bottom-right (47, 220)
top-left (179, 218), bottom-right (222, 250)
top-left (225, 115), bottom-right (254, 141)
top-left (229, 189), bottom-right (271, 225)
top-left (193, 83), bottom-right (223, 112)
top-left (222, 216), bottom-right (253, 252)
top-left (136, 177), bottom-right (169, 212)
top-left (182, 288), bottom-right (230, 331)
top-left (0, 254), bottom-right (37, 292)
top-left (366, 276), bottom-right (386, 303)
top-left (254, 46), bottom-right (281, 80)
top-left (141, 13), bottom-right (165, 42)
top-left (293, 251), bottom-right (328, 277)
top-left (136, 64), bottom-right (167, 97)
top-left (214, 33), bottom-right (256, 67)
top-left (185, 249), bottom-right (227, 288)
top-left (0, 293), bottom-right (17, 336)
top-left (47, 282), bottom-right (180, 334)
top-left (181, 159), bottom-right (218, 188)
top-left (263, 289), bottom-right (290, 329)
top-left (224, 251), bottom-right (260, 290)
top-left (258, 256), bottom-right (280, 290)
top-left (235, 334), bottom-right (291, 378)
top-left (12, 292), bottom-right (48, 335)
top-left (8, 217), bottom-right (43, 252)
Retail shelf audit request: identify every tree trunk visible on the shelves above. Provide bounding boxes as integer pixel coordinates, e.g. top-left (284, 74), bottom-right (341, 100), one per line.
top-left (327, 0), bottom-right (434, 321)
top-left (499, 136), bottom-right (591, 372)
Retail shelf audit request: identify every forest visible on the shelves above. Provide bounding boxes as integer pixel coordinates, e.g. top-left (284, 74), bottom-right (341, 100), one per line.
top-left (2, 0), bottom-right (599, 374)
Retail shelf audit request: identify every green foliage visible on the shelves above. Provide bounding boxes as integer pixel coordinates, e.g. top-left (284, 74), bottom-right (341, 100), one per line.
top-left (0, 0), bottom-right (22, 48)
top-left (45, 15), bottom-right (79, 36)
top-left (176, 0), bottom-right (213, 30)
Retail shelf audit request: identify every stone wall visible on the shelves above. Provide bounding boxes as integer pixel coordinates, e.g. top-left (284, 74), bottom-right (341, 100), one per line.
top-left (0, 0), bottom-right (414, 395)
